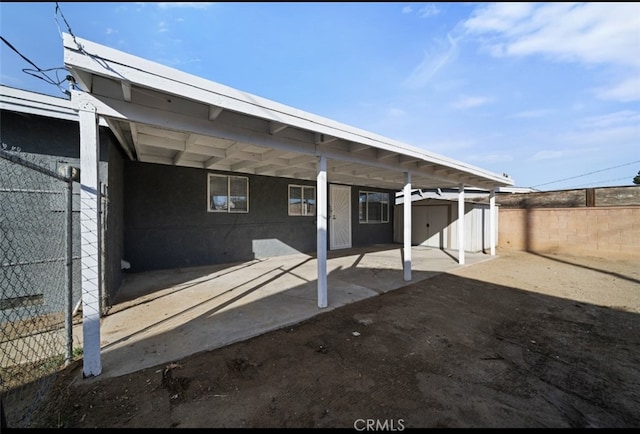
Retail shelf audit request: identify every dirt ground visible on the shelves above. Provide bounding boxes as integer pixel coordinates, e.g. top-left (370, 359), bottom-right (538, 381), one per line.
top-left (16, 249), bottom-right (640, 428)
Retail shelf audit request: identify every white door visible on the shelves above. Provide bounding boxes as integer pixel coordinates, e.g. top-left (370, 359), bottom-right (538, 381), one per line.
top-left (330, 184), bottom-right (351, 250)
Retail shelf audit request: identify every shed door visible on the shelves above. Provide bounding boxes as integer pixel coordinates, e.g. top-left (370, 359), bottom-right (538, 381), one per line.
top-left (330, 184), bottom-right (351, 250)
top-left (413, 205), bottom-right (448, 248)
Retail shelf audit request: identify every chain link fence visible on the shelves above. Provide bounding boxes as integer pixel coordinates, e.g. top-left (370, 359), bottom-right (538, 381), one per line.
top-left (0, 148), bottom-right (78, 428)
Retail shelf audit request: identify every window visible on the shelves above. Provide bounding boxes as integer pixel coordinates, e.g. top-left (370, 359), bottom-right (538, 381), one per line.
top-left (288, 185), bottom-right (316, 216)
top-left (359, 191), bottom-right (389, 223)
top-left (208, 174), bottom-right (248, 212)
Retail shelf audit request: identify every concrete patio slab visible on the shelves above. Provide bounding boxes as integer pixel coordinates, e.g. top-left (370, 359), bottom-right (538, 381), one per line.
top-left (74, 245), bottom-right (496, 379)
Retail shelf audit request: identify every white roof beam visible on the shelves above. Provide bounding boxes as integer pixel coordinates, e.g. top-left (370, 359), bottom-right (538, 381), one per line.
top-left (253, 164), bottom-right (283, 175)
top-left (254, 157), bottom-right (289, 168)
top-left (269, 121), bottom-right (288, 135)
top-left (434, 169), bottom-right (464, 185)
top-left (103, 119), bottom-right (135, 160)
top-left (227, 150), bottom-right (259, 161)
top-left (330, 163), bottom-right (358, 173)
top-left (399, 155), bottom-right (421, 165)
top-left (187, 144), bottom-right (227, 157)
top-left (71, 69), bottom-right (93, 92)
top-left (225, 141), bottom-right (249, 158)
top-left (328, 160), bottom-right (354, 170)
top-left (287, 155), bottom-right (316, 166)
top-left (204, 156), bottom-right (225, 169)
top-left (349, 142), bottom-right (370, 153)
top-left (135, 132), bottom-right (225, 156)
top-left (130, 122), bottom-right (139, 142)
top-left (315, 133), bottom-right (337, 145)
top-left (417, 161), bottom-right (437, 169)
top-left (137, 134), bottom-right (187, 151)
top-left (289, 162), bottom-right (317, 172)
top-left (434, 167), bottom-right (454, 176)
top-left (382, 174), bottom-right (404, 182)
top-left (231, 160), bottom-right (263, 171)
top-left (186, 133), bottom-right (198, 147)
top-left (275, 166), bottom-right (309, 177)
top-left (135, 123), bottom-right (186, 141)
top-left (139, 153), bottom-right (172, 165)
top-left (206, 162), bottom-right (231, 171)
top-left (209, 105), bottom-right (223, 121)
top-left (376, 149), bottom-right (399, 161)
top-left (259, 148), bottom-right (288, 161)
top-left (331, 173), bottom-right (400, 190)
top-left (173, 151), bottom-right (185, 165)
top-left (349, 166), bottom-right (375, 176)
top-left (418, 166), bottom-right (467, 185)
top-left (121, 82), bottom-right (132, 102)
top-left (173, 134), bottom-right (200, 163)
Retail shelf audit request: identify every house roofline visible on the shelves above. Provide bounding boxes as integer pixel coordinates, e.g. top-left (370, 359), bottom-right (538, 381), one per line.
top-left (62, 33), bottom-right (514, 189)
top-left (0, 84), bottom-right (108, 126)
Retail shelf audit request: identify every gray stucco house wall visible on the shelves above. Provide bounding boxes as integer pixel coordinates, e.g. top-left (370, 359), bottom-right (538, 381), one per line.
top-left (2, 100), bottom-right (396, 310)
top-left (122, 160), bottom-right (395, 273)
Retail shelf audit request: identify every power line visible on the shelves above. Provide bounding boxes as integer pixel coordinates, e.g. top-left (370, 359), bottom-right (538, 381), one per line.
top-left (0, 36), bottom-right (70, 96)
top-left (2, 2), bottom-right (100, 97)
top-left (531, 160), bottom-right (640, 188)
top-left (55, 2), bottom-right (83, 51)
top-left (54, 2), bottom-right (115, 84)
top-left (563, 176), bottom-right (632, 190)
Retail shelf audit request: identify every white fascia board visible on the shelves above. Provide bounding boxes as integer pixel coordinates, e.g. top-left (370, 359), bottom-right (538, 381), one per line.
top-left (63, 33), bottom-right (513, 187)
top-left (497, 186), bottom-right (535, 193)
top-left (1, 85), bottom-right (77, 121)
top-left (0, 84), bottom-right (108, 126)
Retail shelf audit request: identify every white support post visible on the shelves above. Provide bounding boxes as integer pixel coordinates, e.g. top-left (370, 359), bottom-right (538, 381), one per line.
top-left (77, 93), bottom-right (102, 377)
top-left (403, 172), bottom-right (412, 281)
top-left (489, 188), bottom-right (496, 256)
top-left (458, 184), bottom-right (465, 265)
top-left (317, 155), bottom-right (328, 308)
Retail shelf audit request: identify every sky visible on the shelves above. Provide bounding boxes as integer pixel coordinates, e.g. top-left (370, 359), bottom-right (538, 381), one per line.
top-left (1, 2), bottom-right (639, 191)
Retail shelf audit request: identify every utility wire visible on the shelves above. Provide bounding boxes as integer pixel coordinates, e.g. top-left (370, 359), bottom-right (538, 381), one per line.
top-left (531, 160), bottom-right (640, 188)
top-left (55, 2), bottom-right (83, 52)
top-left (0, 36), bottom-right (70, 96)
top-left (54, 2), bottom-right (116, 82)
top-left (564, 176), bottom-right (632, 190)
top-left (1, 36), bottom-right (46, 75)
top-left (0, 3), bottom-right (79, 96)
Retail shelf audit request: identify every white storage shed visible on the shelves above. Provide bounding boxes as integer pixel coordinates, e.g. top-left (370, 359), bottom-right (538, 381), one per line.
top-left (394, 188), bottom-right (498, 253)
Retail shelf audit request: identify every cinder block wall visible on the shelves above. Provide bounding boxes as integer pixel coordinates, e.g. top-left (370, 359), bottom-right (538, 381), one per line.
top-left (498, 207), bottom-right (640, 259)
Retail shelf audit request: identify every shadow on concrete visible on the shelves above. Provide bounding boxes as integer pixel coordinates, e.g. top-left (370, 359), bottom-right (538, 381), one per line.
top-left (102, 257), bottom-right (314, 351)
top-left (78, 244), bottom-right (493, 379)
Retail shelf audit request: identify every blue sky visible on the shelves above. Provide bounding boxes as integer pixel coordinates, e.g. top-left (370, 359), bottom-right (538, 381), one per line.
top-left (1, 2), bottom-right (639, 191)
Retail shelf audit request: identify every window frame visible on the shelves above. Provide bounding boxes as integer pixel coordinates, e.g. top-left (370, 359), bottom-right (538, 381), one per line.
top-left (207, 173), bottom-right (249, 213)
top-left (359, 190), bottom-right (390, 224)
top-left (288, 184), bottom-right (316, 216)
